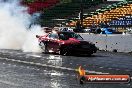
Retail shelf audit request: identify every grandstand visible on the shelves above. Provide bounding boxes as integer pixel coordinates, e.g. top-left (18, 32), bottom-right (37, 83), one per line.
top-left (22, 0), bottom-right (104, 26)
top-left (68, 1), bottom-right (132, 30)
top-left (39, 0), bottom-right (104, 27)
top-left (22, 0), bottom-right (132, 31)
top-left (110, 15), bottom-right (132, 26)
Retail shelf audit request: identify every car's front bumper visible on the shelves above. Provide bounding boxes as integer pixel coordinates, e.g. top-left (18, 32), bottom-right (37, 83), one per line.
top-left (69, 44), bottom-right (97, 55)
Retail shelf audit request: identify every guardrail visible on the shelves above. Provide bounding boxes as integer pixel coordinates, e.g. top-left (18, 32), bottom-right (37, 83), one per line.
top-left (79, 33), bottom-right (132, 53)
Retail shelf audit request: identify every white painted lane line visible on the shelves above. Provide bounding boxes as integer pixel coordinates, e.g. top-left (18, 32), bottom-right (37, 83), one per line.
top-left (26, 54), bottom-right (41, 58)
top-left (0, 57), bottom-right (110, 75)
top-left (85, 70), bottom-right (109, 74)
top-left (0, 80), bottom-right (19, 87)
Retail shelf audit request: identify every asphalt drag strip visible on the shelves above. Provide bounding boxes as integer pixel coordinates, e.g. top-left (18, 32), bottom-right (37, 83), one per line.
top-left (0, 49), bottom-right (132, 75)
top-left (0, 49), bottom-right (132, 88)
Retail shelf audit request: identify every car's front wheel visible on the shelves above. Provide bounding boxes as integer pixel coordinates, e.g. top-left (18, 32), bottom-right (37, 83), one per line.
top-left (59, 47), bottom-right (71, 56)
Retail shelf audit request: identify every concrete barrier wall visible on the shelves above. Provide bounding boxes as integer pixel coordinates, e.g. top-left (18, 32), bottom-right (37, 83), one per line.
top-left (79, 33), bottom-right (132, 53)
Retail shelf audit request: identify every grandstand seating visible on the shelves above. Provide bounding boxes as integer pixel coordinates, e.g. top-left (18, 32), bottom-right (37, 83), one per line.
top-left (109, 15), bottom-right (132, 27)
top-left (68, 1), bottom-right (132, 28)
top-left (39, 0), bottom-right (103, 26)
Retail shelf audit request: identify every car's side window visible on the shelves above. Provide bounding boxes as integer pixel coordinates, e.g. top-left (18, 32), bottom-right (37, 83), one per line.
top-left (59, 33), bottom-right (69, 40)
top-left (59, 34), bottom-right (65, 40)
top-left (47, 33), bottom-right (52, 38)
top-left (48, 33), bottom-right (59, 39)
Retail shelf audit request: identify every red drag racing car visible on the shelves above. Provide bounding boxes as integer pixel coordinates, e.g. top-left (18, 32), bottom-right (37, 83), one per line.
top-left (36, 31), bottom-right (97, 55)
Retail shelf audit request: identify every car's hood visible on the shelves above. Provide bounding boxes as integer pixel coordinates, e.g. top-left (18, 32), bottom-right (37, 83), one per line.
top-left (63, 38), bottom-right (90, 45)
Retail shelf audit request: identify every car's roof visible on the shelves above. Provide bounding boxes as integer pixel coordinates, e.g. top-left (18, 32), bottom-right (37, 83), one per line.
top-left (49, 30), bottom-right (75, 34)
top-left (58, 31), bottom-right (75, 34)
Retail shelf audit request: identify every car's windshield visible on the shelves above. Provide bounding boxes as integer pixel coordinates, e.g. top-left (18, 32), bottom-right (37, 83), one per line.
top-left (59, 32), bottom-right (83, 40)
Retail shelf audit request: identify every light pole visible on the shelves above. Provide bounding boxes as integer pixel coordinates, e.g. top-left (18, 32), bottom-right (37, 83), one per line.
top-left (80, 0), bottom-right (83, 29)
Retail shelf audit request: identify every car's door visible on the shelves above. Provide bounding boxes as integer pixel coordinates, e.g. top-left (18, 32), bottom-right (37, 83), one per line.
top-left (47, 33), bottom-right (60, 52)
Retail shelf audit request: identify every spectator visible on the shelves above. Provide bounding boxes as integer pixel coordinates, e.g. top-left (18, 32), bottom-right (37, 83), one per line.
top-left (104, 21), bottom-right (109, 28)
top-left (99, 21), bottom-right (105, 28)
top-left (75, 21), bottom-right (82, 32)
top-left (90, 21), bottom-right (97, 33)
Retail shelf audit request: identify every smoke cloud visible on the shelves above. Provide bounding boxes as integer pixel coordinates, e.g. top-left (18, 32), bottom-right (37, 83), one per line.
top-left (0, 0), bottom-right (44, 52)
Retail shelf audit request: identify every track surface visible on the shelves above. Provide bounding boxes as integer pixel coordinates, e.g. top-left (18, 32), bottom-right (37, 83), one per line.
top-left (0, 49), bottom-right (132, 88)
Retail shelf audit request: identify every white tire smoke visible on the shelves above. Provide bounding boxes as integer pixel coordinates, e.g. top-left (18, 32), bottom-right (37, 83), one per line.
top-left (0, 0), bottom-right (45, 52)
